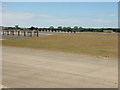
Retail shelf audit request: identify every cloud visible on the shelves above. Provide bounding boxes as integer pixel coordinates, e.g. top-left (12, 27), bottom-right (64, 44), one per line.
top-left (97, 13), bottom-right (118, 17)
top-left (54, 18), bottom-right (80, 25)
top-left (109, 14), bottom-right (117, 17)
top-left (94, 19), bottom-right (115, 23)
top-left (1, 11), bottom-right (118, 28)
top-left (2, 11), bottom-right (81, 27)
top-left (3, 11), bottom-right (53, 19)
top-left (2, 11), bottom-right (53, 27)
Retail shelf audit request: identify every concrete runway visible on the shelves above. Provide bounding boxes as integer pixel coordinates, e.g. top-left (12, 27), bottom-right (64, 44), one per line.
top-left (2, 46), bottom-right (118, 88)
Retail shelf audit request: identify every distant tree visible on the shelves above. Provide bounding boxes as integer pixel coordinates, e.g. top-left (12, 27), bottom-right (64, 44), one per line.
top-left (49, 26), bottom-right (54, 29)
top-left (44, 28), bottom-right (48, 32)
top-left (73, 26), bottom-right (79, 32)
top-left (79, 27), bottom-right (84, 32)
top-left (47, 28), bottom-right (50, 32)
top-left (58, 26), bottom-right (62, 32)
top-left (49, 26), bottom-right (54, 32)
top-left (117, 28), bottom-right (120, 32)
top-left (35, 27), bottom-right (38, 30)
top-left (41, 28), bottom-right (44, 32)
top-left (62, 27), bottom-right (67, 32)
top-left (38, 28), bottom-right (42, 32)
top-left (8, 27), bottom-right (15, 30)
top-left (29, 26), bottom-right (36, 30)
top-left (66, 27), bottom-right (72, 33)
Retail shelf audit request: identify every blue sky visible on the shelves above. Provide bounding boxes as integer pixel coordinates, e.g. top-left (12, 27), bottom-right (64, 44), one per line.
top-left (2, 2), bottom-right (118, 28)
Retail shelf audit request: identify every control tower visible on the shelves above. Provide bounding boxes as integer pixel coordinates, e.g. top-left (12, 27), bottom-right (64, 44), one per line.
top-left (15, 25), bottom-right (19, 29)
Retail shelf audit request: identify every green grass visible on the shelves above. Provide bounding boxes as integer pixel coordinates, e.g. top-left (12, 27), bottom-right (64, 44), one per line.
top-left (2, 34), bottom-right (118, 58)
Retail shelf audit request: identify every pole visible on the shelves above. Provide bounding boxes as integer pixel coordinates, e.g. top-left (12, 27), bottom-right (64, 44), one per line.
top-left (2, 30), bottom-right (4, 35)
top-left (18, 31), bottom-right (20, 36)
top-left (24, 31), bottom-right (26, 36)
top-left (7, 31), bottom-right (9, 35)
top-left (13, 31), bottom-right (14, 35)
top-left (37, 31), bottom-right (39, 37)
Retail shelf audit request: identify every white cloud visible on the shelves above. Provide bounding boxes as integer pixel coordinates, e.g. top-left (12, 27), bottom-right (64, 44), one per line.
top-left (54, 18), bottom-right (80, 24)
top-left (2, 11), bottom-right (53, 27)
top-left (1, 11), bottom-right (118, 28)
top-left (94, 19), bottom-right (116, 23)
top-left (3, 11), bottom-right (53, 20)
top-left (104, 14), bottom-right (117, 17)
top-left (109, 14), bottom-right (117, 17)
top-left (2, 11), bottom-right (81, 27)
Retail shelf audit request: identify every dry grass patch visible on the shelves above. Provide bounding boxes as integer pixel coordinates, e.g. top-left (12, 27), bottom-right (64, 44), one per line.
top-left (2, 34), bottom-right (118, 58)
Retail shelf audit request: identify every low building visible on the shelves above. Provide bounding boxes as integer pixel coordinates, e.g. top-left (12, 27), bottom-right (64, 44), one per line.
top-left (103, 30), bottom-right (113, 33)
top-left (0, 26), bottom-right (8, 30)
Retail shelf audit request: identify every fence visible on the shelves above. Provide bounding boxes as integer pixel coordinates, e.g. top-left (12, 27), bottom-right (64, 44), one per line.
top-left (2, 30), bottom-right (40, 37)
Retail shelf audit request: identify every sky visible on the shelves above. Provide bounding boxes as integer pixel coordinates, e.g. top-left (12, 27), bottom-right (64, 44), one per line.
top-left (1, 2), bottom-right (118, 28)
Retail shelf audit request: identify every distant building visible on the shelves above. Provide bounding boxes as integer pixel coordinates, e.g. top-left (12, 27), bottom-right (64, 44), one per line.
top-left (103, 30), bottom-right (113, 33)
top-left (0, 26), bottom-right (2, 30)
top-left (0, 26), bottom-right (8, 30)
top-left (15, 25), bottom-right (19, 29)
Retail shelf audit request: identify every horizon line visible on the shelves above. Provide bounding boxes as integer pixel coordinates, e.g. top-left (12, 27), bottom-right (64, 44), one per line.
top-left (0, 25), bottom-right (118, 28)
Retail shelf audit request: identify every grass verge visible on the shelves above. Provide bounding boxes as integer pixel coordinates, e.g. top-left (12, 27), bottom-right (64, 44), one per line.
top-left (2, 34), bottom-right (118, 58)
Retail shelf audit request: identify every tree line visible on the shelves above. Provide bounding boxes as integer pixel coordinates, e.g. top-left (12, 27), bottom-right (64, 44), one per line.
top-left (5, 26), bottom-right (120, 33)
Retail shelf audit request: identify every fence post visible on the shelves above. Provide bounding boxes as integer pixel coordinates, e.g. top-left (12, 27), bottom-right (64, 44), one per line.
top-left (2, 30), bottom-right (4, 35)
top-left (18, 31), bottom-right (20, 36)
top-left (37, 31), bottom-right (39, 37)
top-left (7, 31), bottom-right (9, 35)
top-left (24, 31), bottom-right (26, 36)
top-left (10, 31), bottom-right (12, 35)
top-left (13, 31), bottom-right (14, 35)
top-left (30, 31), bottom-right (32, 37)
